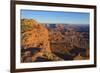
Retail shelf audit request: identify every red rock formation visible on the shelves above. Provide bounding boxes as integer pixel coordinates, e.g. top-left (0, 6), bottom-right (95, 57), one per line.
top-left (21, 19), bottom-right (51, 53)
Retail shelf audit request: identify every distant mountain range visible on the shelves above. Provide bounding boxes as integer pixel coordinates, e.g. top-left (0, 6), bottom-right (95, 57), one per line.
top-left (42, 23), bottom-right (89, 32)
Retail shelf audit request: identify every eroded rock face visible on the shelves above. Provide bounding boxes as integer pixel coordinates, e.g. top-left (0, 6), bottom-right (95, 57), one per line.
top-left (21, 19), bottom-right (51, 53)
top-left (21, 19), bottom-right (89, 62)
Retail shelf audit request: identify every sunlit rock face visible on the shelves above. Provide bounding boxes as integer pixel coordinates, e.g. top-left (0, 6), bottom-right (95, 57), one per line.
top-left (21, 19), bottom-right (89, 62)
top-left (21, 19), bottom-right (51, 53)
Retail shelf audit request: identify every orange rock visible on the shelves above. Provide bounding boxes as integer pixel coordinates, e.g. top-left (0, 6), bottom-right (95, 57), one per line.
top-left (21, 19), bottom-right (51, 53)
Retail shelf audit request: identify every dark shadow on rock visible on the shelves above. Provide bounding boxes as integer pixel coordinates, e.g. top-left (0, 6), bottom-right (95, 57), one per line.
top-left (34, 57), bottom-right (52, 62)
top-left (53, 48), bottom-right (87, 60)
top-left (69, 48), bottom-right (86, 57)
top-left (21, 47), bottom-right (42, 55)
top-left (53, 52), bottom-right (73, 60)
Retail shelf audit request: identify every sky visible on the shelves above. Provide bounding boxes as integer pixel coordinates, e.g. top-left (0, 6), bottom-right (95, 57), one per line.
top-left (21, 10), bottom-right (90, 24)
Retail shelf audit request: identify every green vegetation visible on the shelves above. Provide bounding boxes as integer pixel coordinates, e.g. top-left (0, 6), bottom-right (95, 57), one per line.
top-left (21, 19), bottom-right (38, 33)
top-left (21, 24), bottom-right (32, 33)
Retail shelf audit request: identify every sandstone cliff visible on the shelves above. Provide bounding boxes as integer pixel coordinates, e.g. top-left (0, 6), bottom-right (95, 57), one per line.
top-left (21, 19), bottom-right (51, 53)
top-left (21, 19), bottom-right (63, 62)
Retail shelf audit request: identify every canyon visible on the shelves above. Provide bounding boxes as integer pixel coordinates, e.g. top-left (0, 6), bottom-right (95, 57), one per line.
top-left (21, 19), bottom-right (89, 63)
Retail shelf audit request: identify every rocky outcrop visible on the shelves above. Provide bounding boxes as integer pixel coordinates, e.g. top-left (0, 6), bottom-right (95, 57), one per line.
top-left (21, 19), bottom-right (51, 53)
top-left (21, 19), bottom-right (89, 62)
